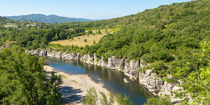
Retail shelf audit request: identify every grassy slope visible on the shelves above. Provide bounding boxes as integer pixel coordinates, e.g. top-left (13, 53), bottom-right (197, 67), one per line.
top-left (50, 29), bottom-right (117, 47)
top-left (50, 34), bottom-right (106, 47)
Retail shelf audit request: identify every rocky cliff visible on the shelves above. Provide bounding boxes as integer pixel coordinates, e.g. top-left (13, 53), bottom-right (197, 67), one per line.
top-left (28, 49), bottom-right (188, 105)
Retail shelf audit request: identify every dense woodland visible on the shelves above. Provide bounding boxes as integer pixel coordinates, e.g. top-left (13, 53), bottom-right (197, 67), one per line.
top-left (0, 46), bottom-right (62, 105)
top-left (0, 0), bottom-right (209, 104)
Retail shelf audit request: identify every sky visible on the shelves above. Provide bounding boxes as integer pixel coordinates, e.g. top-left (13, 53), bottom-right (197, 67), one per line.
top-left (0, 0), bottom-right (191, 19)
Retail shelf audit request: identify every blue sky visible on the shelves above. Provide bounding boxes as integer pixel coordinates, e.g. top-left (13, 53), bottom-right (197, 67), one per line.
top-left (0, 0), bottom-right (191, 19)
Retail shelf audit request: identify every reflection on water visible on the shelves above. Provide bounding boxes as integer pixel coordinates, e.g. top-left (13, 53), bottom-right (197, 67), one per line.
top-left (47, 57), bottom-right (151, 105)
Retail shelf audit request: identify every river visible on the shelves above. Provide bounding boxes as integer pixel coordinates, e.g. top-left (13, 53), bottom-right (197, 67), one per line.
top-left (47, 57), bottom-right (150, 105)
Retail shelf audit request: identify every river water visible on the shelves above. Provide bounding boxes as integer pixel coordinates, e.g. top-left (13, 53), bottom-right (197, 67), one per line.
top-left (47, 57), bottom-right (150, 105)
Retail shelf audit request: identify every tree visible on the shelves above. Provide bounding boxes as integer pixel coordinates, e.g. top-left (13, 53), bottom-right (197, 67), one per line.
top-left (88, 30), bottom-right (93, 34)
top-left (84, 39), bottom-right (88, 42)
top-left (54, 34), bottom-right (59, 41)
top-left (98, 30), bottom-right (102, 34)
top-left (0, 46), bottom-right (62, 105)
top-left (116, 94), bottom-right (132, 105)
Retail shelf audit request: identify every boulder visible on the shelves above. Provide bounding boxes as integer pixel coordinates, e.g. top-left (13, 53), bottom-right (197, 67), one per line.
top-left (145, 69), bottom-right (152, 76)
top-left (39, 49), bottom-right (47, 56)
top-left (130, 60), bottom-right (140, 71)
top-left (29, 50), bottom-right (39, 55)
top-left (47, 51), bottom-right (55, 57)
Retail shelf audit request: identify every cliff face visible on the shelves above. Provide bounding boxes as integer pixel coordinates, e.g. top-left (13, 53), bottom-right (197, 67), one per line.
top-left (28, 49), bottom-right (188, 105)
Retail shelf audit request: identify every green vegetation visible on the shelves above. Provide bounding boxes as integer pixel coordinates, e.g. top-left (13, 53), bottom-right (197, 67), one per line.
top-left (82, 87), bottom-right (131, 105)
top-left (116, 93), bottom-right (132, 105)
top-left (0, 26), bottom-right (85, 49)
top-left (0, 46), bottom-right (62, 105)
top-left (82, 87), bottom-right (98, 105)
top-left (144, 97), bottom-right (172, 105)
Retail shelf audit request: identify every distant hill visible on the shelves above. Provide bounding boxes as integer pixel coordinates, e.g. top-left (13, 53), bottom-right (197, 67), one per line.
top-left (6, 14), bottom-right (94, 23)
top-left (0, 16), bottom-right (13, 25)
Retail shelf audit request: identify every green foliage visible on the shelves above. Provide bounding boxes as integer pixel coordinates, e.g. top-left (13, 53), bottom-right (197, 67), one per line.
top-left (109, 92), bottom-right (115, 105)
top-left (116, 94), bottom-right (132, 105)
top-left (0, 25), bottom-right (85, 49)
top-left (92, 0), bottom-right (209, 63)
top-left (83, 88), bottom-right (132, 105)
top-left (0, 46), bottom-right (62, 105)
top-left (181, 41), bottom-right (210, 104)
top-left (144, 97), bottom-right (172, 105)
top-left (99, 92), bottom-right (115, 105)
top-left (150, 61), bottom-right (168, 77)
top-left (82, 87), bottom-right (98, 105)
top-left (100, 92), bottom-right (108, 105)
top-left (98, 30), bottom-right (102, 34)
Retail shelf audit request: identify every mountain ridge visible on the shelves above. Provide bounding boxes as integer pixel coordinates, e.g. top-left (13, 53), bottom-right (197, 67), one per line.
top-left (6, 14), bottom-right (94, 23)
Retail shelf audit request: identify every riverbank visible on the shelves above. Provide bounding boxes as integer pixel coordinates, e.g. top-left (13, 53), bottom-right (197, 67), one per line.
top-left (29, 49), bottom-right (188, 105)
top-left (44, 65), bottom-right (111, 105)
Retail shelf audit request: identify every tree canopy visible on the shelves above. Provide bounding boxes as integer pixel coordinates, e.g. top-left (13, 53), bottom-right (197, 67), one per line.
top-left (0, 46), bottom-right (62, 105)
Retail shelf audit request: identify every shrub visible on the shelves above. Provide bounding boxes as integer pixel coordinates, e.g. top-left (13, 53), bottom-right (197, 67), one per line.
top-left (144, 97), bottom-right (172, 105)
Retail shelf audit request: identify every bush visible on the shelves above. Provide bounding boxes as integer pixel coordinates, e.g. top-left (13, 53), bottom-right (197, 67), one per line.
top-left (144, 97), bottom-right (172, 105)
top-left (116, 94), bottom-right (132, 105)
top-left (150, 61), bottom-right (167, 77)
top-left (82, 87), bottom-right (98, 105)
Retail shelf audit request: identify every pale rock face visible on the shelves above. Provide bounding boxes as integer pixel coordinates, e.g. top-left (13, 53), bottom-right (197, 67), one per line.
top-left (166, 83), bottom-right (175, 91)
top-left (129, 70), bottom-right (139, 77)
top-left (107, 56), bottom-right (125, 71)
top-left (54, 52), bottom-right (62, 58)
top-left (29, 50), bottom-right (39, 55)
top-left (117, 58), bottom-right (125, 70)
top-left (155, 79), bottom-right (163, 90)
top-left (124, 62), bottom-right (130, 73)
top-left (138, 70), bottom-right (185, 105)
top-left (107, 58), bottom-right (113, 68)
top-left (130, 60), bottom-right (140, 71)
top-left (47, 51), bottom-right (55, 57)
top-left (93, 54), bottom-right (97, 62)
top-left (61, 53), bottom-right (68, 59)
top-left (167, 74), bottom-right (173, 79)
top-left (151, 73), bottom-right (157, 77)
top-left (39, 50), bottom-right (47, 56)
top-left (76, 53), bottom-right (81, 60)
top-left (172, 85), bottom-right (183, 92)
top-left (82, 54), bottom-right (88, 61)
top-left (145, 69), bottom-right (152, 76)
top-left (86, 55), bottom-right (94, 64)
top-left (101, 60), bottom-right (107, 67)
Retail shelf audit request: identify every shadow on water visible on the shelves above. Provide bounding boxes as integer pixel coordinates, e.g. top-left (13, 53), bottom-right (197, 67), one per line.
top-left (59, 86), bottom-right (83, 104)
top-left (47, 57), bottom-right (152, 105)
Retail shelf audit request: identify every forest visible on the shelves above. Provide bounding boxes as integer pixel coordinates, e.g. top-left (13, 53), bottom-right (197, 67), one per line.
top-left (0, 0), bottom-right (209, 104)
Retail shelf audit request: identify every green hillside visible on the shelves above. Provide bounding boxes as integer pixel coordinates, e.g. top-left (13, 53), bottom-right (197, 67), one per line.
top-left (90, 0), bottom-right (209, 104)
top-left (51, 0), bottom-right (210, 104)
top-left (92, 0), bottom-right (209, 60)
